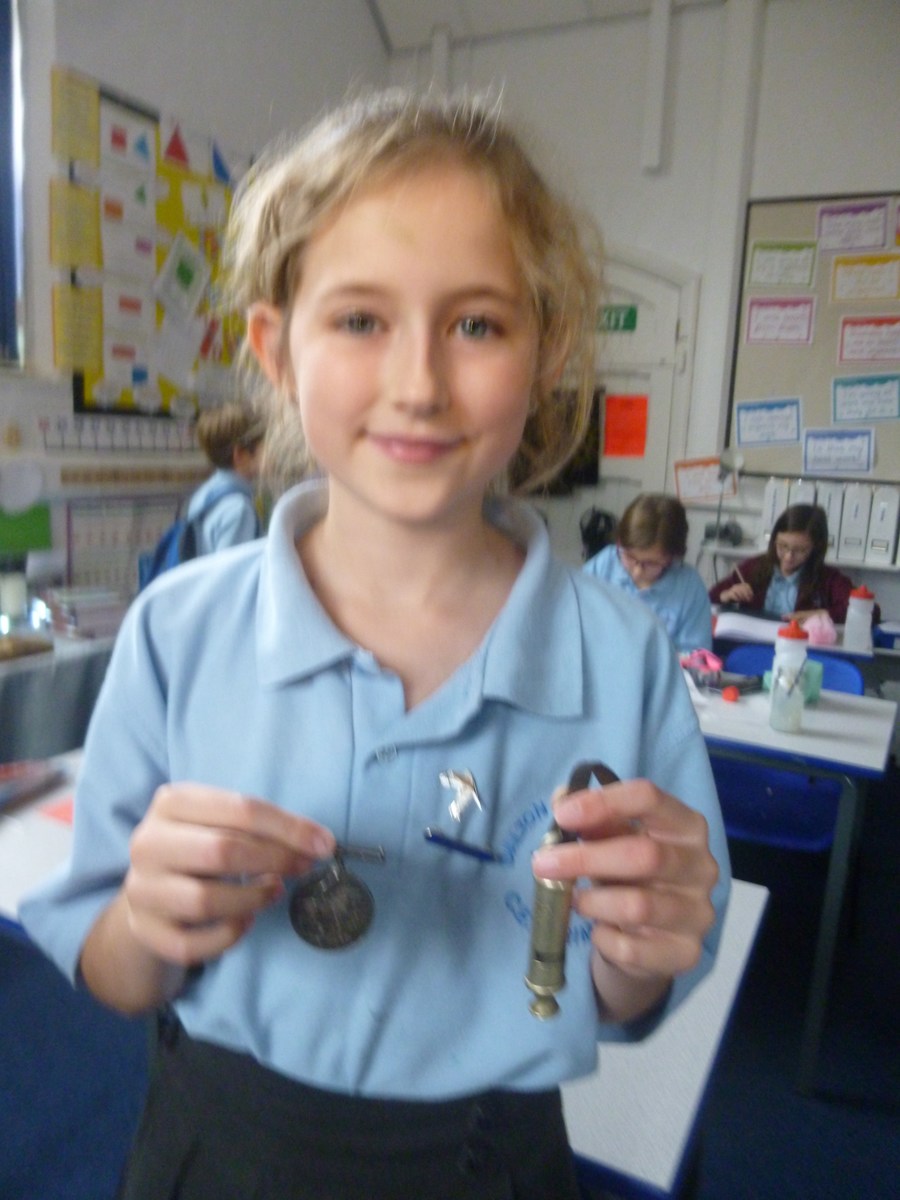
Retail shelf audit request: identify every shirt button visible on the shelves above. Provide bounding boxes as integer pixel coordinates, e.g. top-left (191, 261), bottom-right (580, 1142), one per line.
top-left (376, 745), bottom-right (398, 763)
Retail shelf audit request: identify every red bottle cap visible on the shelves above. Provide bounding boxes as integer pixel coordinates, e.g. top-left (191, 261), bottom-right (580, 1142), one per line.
top-left (777, 619), bottom-right (809, 640)
top-left (850, 585), bottom-right (874, 599)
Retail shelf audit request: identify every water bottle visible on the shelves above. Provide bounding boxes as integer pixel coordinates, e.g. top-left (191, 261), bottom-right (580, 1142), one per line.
top-left (769, 620), bottom-right (809, 733)
top-left (842, 585), bottom-right (875, 654)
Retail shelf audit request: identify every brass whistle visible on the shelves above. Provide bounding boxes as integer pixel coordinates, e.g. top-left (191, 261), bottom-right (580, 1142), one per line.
top-left (525, 761), bottom-right (620, 1019)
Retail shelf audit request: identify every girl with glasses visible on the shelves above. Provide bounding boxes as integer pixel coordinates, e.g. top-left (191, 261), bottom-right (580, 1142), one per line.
top-left (583, 493), bottom-right (713, 653)
top-left (709, 503), bottom-right (877, 626)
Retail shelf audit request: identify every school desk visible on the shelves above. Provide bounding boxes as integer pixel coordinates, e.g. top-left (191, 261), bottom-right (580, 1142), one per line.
top-left (564, 877), bottom-right (768, 1200)
top-left (690, 684), bottom-right (896, 1095)
top-left (0, 636), bottom-right (113, 764)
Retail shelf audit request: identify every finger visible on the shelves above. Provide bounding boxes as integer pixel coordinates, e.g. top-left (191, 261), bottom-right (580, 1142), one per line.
top-left (131, 815), bottom-right (324, 882)
top-left (553, 779), bottom-right (711, 847)
top-left (534, 824), bottom-right (718, 894)
top-left (151, 785), bottom-right (335, 859)
top-left (126, 865), bottom-right (284, 928)
top-left (589, 923), bottom-right (704, 980)
top-left (125, 902), bottom-right (255, 966)
top-left (573, 881), bottom-right (716, 940)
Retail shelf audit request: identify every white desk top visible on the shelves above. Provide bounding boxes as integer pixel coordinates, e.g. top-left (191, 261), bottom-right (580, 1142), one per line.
top-left (563, 878), bottom-right (768, 1196)
top-left (691, 684), bottom-right (896, 777)
top-left (0, 752), bottom-right (79, 920)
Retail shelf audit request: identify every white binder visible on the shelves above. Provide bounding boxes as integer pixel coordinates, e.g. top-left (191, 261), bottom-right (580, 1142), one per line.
top-left (815, 482), bottom-right (845, 555)
top-left (760, 478), bottom-right (790, 547)
top-left (788, 479), bottom-right (817, 507)
top-left (865, 486), bottom-right (900, 564)
top-left (837, 483), bottom-right (872, 563)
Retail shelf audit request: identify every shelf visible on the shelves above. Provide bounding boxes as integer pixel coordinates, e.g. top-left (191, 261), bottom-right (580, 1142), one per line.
top-left (701, 541), bottom-right (900, 573)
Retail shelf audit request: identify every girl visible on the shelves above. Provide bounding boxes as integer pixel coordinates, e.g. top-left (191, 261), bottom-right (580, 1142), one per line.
top-left (709, 503), bottom-right (876, 626)
top-left (188, 401), bottom-right (265, 554)
top-left (21, 90), bottom-right (728, 1200)
top-left (583, 493), bottom-right (713, 653)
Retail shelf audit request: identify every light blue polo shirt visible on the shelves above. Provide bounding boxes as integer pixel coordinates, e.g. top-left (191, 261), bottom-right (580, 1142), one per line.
top-left (186, 467), bottom-right (259, 554)
top-left (583, 544), bottom-right (713, 653)
top-left (21, 482), bottom-right (729, 1102)
top-left (764, 569), bottom-right (799, 619)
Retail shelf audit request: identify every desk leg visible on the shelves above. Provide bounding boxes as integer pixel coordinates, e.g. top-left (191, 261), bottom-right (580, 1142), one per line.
top-left (795, 776), bottom-right (866, 1096)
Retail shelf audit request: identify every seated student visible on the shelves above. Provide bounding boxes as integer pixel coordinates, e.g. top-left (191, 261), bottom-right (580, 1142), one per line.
top-left (708, 502), bottom-right (878, 626)
top-left (189, 402), bottom-right (266, 553)
top-left (583, 493), bottom-right (713, 653)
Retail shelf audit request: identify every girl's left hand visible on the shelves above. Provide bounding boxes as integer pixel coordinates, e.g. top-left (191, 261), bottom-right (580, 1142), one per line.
top-left (531, 778), bottom-right (719, 1022)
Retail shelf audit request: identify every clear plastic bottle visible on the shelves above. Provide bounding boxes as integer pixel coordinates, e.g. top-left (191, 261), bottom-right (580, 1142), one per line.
top-left (769, 619), bottom-right (809, 733)
top-left (842, 585), bottom-right (875, 654)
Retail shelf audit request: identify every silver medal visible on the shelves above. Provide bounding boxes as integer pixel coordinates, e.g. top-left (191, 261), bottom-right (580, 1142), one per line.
top-left (289, 845), bottom-right (384, 950)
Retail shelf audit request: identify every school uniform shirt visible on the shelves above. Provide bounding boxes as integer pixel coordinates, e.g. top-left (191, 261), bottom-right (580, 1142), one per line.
top-left (186, 468), bottom-right (259, 555)
top-left (21, 481), bottom-right (730, 1103)
top-left (583, 545), bottom-right (713, 654)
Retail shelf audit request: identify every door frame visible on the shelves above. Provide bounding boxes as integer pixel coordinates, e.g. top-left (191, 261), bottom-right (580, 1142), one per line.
top-left (603, 242), bottom-right (700, 487)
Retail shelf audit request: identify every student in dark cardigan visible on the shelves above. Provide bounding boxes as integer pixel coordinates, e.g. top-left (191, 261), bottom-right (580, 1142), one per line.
top-left (709, 503), bottom-right (879, 626)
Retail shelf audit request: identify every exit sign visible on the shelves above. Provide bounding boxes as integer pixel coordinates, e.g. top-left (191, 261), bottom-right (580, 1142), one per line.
top-left (599, 305), bottom-right (638, 332)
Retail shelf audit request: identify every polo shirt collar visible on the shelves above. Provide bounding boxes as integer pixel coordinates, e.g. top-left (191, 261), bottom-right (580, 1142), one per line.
top-left (255, 482), bottom-right (584, 720)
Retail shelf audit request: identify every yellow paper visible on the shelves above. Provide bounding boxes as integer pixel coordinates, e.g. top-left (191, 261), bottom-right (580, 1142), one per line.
top-left (50, 179), bottom-right (101, 268)
top-left (52, 285), bottom-right (103, 372)
top-left (51, 67), bottom-right (100, 166)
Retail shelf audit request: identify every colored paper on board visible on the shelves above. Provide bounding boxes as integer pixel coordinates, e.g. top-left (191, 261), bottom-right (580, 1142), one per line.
top-left (41, 795), bottom-right (75, 826)
top-left (603, 394), bottom-right (648, 458)
top-left (0, 505), bottom-right (52, 553)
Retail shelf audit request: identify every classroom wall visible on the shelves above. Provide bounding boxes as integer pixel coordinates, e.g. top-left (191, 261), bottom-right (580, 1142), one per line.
top-left (0, 0), bottom-right (387, 471)
top-left (2, 0), bottom-right (899, 610)
top-left (387, 0), bottom-right (900, 616)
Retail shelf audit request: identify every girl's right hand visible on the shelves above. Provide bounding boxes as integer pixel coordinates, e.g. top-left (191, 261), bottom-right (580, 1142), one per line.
top-left (719, 581), bottom-right (753, 605)
top-left (123, 783), bottom-right (335, 967)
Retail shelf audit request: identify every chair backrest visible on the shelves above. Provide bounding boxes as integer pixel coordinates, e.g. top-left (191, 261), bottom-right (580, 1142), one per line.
top-left (724, 643), bottom-right (773, 677)
top-left (807, 651), bottom-right (865, 695)
top-left (723, 644), bottom-right (864, 695)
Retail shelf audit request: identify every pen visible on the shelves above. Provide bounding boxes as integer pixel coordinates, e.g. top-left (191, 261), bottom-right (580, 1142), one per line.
top-left (735, 564), bottom-right (747, 586)
top-left (423, 828), bottom-right (502, 863)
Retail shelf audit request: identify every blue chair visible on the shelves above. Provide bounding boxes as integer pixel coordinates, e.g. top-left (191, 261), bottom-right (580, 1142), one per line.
top-left (723, 642), bottom-right (865, 697)
top-left (710, 644), bottom-right (864, 851)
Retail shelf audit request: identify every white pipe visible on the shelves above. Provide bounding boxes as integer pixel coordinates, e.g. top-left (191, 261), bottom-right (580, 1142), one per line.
top-left (641, 0), bottom-right (671, 173)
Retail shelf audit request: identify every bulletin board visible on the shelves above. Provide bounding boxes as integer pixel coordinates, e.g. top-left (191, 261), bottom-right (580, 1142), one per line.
top-left (726, 192), bottom-right (900, 482)
top-left (49, 66), bottom-right (250, 421)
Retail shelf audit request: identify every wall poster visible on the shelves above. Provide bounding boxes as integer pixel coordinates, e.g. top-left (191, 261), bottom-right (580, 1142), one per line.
top-left (726, 192), bottom-right (900, 482)
top-left (50, 67), bottom-right (251, 421)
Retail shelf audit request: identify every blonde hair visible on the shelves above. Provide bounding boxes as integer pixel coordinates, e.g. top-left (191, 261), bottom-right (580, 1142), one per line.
top-left (224, 88), bottom-right (602, 495)
top-left (195, 402), bottom-right (266, 470)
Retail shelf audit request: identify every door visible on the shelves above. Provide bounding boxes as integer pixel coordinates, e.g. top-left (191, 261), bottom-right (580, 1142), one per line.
top-left (539, 251), bottom-right (698, 564)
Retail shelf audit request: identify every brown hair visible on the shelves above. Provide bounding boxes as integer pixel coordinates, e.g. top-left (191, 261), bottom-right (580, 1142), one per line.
top-left (223, 87), bottom-right (603, 496)
top-left (616, 494), bottom-right (688, 559)
top-left (195, 402), bottom-right (266, 471)
top-left (748, 503), bottom-right (830, 598)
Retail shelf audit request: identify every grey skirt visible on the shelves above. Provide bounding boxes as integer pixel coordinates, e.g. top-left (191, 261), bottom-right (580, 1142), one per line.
top-left (117, 1013), bottom-right (582, 1200)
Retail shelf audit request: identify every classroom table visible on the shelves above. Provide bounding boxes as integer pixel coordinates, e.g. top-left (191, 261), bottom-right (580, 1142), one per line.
top-left (690, 682), bottom-right (897, 1095)
top-left (0, 636), bottom-right (114, 764)
top-left (564, 878), bottom-right (768, 1200)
